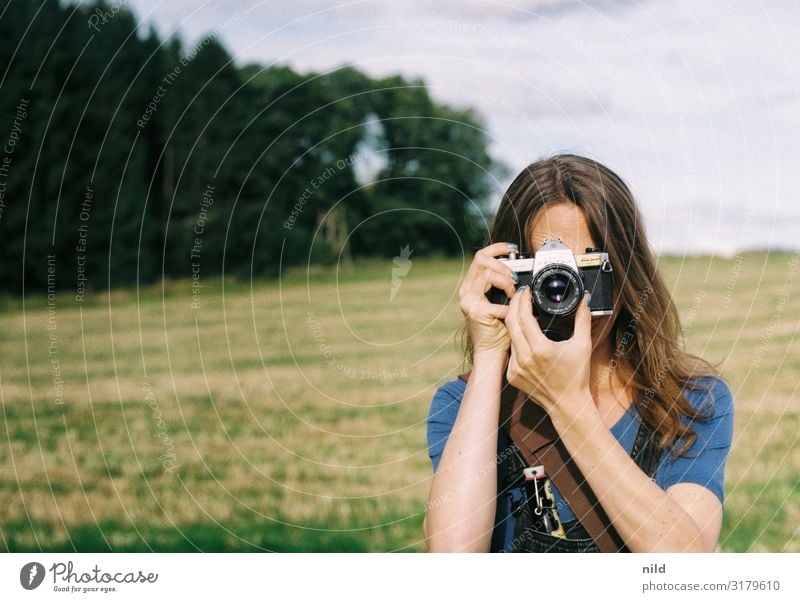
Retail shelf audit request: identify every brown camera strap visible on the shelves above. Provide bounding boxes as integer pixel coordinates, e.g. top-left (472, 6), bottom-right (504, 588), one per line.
top-left (458, 372), bottom-right (626, 553)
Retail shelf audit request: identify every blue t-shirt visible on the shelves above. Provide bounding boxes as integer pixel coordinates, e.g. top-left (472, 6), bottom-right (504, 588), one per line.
top-left (426, 376), bottom-right (734, 552)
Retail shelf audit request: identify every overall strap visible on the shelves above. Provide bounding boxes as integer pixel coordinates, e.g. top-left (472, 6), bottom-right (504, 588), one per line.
top-left (458, 372), bottom-right (655, 553)
top-left (630, 407), bottom-right (662, 478)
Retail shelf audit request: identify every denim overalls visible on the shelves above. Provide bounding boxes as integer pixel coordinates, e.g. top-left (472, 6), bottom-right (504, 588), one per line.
top-left (498, 417), bottom-right (663, 553)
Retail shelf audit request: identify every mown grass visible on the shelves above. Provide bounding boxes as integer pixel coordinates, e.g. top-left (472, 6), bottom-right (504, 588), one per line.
top-left (0, 252), bottom-right (798, 552)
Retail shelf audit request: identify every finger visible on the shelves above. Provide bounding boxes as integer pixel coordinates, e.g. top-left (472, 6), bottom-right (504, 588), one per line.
top-left (491, 304), bottom-right (509, 320)
top-left (478, 241), bottom-right (521, 258)
top-left (505, 286), bottom-right (521, 331)
top-left (460, 295), bottom-right (510, 321)
top-left (465, 255), bottom-right (517, 297)
top-left (462, 263), bottom-right (515, 302)
top-left (474, 242), bottom-right (522, 276)
top-left (506, 287), bottom-right (532, 356)
top-left (517, 286), bottom-right (548, 348)
top-left (506, 351), bottom-right (518, 385)
top-left (570, 290), bottom-right (592, 343)
top-left (466, 244), bottom-right (524, 305)
top-left (483, 268), bottom-right (517, 299)
top-left (507, 345), bottom-right (537, 392)
top-left (473, 251), bottom-right (520, 282)
top-left (473, 297), bottom-right (510, 320)
top-left (509, 334), bottom-right (530, 368)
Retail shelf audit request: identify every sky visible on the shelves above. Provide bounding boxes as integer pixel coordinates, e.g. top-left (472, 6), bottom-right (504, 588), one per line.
top-left (117, 0), bottom-right (800, 254)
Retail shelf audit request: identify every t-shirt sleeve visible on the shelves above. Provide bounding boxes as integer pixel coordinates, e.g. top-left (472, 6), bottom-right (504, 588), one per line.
top-left (426, 379), bottom-right (466, 473)
top-left (655, 376), bottom-right (734, 503)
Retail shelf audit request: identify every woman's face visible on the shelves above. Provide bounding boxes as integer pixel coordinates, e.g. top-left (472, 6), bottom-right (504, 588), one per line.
top-left (528, 201), bottom-right (615, 347)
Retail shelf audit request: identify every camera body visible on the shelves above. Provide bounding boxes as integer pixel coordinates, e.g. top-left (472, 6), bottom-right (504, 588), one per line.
top-left (488, 239), bottom-right (614, 341)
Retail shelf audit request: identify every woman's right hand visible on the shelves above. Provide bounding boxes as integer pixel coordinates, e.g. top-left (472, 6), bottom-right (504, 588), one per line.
top-left (458, 242), bottom-right (520, 358)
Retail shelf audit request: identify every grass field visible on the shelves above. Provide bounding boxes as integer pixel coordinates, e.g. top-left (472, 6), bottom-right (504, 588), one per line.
top-left (1, 252), bottom-right (798, 552)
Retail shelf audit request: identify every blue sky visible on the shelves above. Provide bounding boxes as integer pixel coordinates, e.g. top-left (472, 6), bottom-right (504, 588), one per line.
top-left (119, 0), bottom-right (800, 254)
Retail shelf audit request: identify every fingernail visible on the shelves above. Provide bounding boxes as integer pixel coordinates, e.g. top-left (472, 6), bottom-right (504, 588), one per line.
top-left (510, 271), bottom-right (519, 283)
top-left (507, 243), bottom-right (518, 250)
top-left (517, 284), bottom-right (528, 293)
top-left (585, 291), bottom-right (591, 305)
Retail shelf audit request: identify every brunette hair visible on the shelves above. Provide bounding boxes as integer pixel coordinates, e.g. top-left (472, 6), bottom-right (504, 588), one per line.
top-left (465, 154), bottom-right (717, 456)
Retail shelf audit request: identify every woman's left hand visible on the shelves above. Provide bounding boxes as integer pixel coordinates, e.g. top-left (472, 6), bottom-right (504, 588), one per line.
top-left (505, 286), bottom-right (595, 419)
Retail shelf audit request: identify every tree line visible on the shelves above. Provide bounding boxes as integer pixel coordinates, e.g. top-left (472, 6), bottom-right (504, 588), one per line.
top-left (0, 0), bottom-right (506, 296)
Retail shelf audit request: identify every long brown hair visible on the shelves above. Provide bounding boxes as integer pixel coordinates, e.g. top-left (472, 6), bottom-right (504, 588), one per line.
top-left (466, 154), bottom-right (716, 456)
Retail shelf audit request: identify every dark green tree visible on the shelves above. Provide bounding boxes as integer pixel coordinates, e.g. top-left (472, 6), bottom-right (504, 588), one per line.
top-left (0, 1), bottom-right (505, 296)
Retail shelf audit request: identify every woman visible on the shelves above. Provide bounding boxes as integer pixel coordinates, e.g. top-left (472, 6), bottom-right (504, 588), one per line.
top-left (423, 154), bottom-right (733, 553)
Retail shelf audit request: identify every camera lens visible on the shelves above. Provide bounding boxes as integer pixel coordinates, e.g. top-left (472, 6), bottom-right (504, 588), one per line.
top-left (543, 275), bottom-right (570, 303)
top-left (531, 265), bottom-right (582, 317)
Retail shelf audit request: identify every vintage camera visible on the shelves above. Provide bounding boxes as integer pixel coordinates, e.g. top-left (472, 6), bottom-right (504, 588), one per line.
top-left (488, 239), bottom-right (614, 341)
